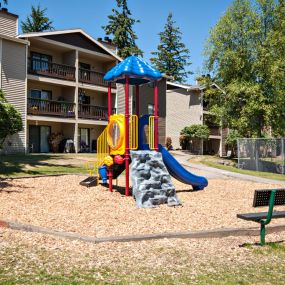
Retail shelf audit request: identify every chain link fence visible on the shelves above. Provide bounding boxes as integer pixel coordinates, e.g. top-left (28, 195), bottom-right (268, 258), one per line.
top-left (237, 138), bottom-right (285, 174)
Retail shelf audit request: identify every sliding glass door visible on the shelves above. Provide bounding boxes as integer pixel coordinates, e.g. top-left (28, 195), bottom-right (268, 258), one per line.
top-left (29, 125), bottom-right (51, 153)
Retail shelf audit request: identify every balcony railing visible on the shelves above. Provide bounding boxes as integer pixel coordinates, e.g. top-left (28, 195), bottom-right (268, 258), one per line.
top-left (209, 127), bottom-right (221, 136)
top-left (27, 98), bottom-right (76, 118)
top-left (79, 68), bottom-right (116, 88)
top-left (78, 104), bottom-right (116, 121)
top-left (28, 58), bottom-right (76, 81)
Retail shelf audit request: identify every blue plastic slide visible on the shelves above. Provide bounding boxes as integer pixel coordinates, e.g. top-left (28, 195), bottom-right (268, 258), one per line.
top-left (158, 145), bottom-right (208, 190)
top-left (138, 114), bottom-right (208, 190)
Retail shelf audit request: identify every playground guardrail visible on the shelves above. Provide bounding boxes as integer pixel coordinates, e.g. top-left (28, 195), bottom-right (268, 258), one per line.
top-left (149, 116), bottom-right (155, 150)
top-left (129, 115), bottom-right (138, 150)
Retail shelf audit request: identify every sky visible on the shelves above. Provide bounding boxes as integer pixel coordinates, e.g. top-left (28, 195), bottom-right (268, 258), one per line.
top-left (6, 0), bottom-right (233, 84)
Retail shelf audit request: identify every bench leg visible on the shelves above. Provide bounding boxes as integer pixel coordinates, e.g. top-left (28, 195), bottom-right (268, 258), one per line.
top-left (260, 224), bottom-right (266, 246)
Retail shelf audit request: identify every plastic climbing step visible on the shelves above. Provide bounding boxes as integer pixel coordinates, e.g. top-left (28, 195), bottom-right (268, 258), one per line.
top-left (79, 176), bottom-right (98, 187)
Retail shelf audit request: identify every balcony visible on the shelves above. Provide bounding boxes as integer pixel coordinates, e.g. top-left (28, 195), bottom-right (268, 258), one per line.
top-left (28, 58), bottom-right (76, 81)
top-left (27, 98), bottom-right (76, 118)
top-left (79, 68), bottom-right (116, 88)
top-left (78, 104), bottom-right (116, 121)
top-left (209, 127), bottom-right (221, 136)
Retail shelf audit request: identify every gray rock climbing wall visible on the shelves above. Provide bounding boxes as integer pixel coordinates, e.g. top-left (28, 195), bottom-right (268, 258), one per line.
top-left (130, 150), bottom-right (181, 208)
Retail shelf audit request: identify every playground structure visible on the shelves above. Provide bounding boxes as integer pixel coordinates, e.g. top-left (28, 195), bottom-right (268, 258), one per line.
top-left (91, 56), bottom-right (208, 207)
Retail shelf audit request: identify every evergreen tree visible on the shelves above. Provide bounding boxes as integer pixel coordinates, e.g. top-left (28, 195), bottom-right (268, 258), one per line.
top-left (21, 5), bottom-right (54, 33)
top-left (102, 0), bottom-right (142, 58)
top-left (150, 13), bottom-right (192, 83)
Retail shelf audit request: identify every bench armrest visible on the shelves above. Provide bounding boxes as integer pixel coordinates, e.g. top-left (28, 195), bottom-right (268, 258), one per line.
top-left (260, 190), bottom-right (276, 225)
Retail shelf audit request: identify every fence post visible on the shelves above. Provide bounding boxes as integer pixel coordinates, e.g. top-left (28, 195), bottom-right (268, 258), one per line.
top-left (281, 139), bottom-right (285, 174)
top-left (237, 139), bottom-right (240, 169)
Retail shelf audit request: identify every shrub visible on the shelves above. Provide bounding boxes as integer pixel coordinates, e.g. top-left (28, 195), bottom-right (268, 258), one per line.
top-left (0, 90), bottom-right (23, 149)
top-left (165, 137), bottom-right (173, 150)
top-left (225, 129), bottom-right (241, 156)
top-left (180, 125), bottom-right (210, 140)
top-left (179, 135), bottom-right (189, 150)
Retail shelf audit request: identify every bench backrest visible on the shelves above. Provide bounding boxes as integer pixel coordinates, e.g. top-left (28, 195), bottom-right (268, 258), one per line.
top-left (253, 189), bottom-right (285, 207)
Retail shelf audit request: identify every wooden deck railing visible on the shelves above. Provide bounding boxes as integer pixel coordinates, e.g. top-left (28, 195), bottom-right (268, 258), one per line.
top-left (78, 104), bottom-right (116, 120)
top-left (27, 98), bottom-right (76, 118)
top-left (79, 68), bottom-right (116, 88)
top-left (209, 127), bottom-right (221, 136)
top-left (28, 58), bottom-right (76, 81)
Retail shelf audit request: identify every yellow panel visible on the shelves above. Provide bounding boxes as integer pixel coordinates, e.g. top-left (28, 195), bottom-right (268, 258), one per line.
top-left (107, 114), bottom-right (126, 155)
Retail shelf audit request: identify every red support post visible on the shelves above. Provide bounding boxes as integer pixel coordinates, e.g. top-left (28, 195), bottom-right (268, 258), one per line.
top-left (107, 83), bottom-right (113, 192)
top-left (154, 80), bottom-right (159, 151)
top-left (136, 85), bottom-right (140, 116)
top-left (125, 76), bottom-right (130, 196)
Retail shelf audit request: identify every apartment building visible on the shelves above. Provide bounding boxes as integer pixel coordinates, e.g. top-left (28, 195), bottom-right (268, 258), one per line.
top-left (0, 8), bottom-right (120, 154)
top-left (166, 81), bottom-right (227, 156)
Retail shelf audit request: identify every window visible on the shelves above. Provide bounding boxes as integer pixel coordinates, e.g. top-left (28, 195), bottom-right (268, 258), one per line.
top-left (31, 52), bottom-right (52, 71)
top-left (79, 62), bottom-right (91, 81)
top-left (30, 89), bottom-right (52, 100)
top-left (79, 128), bottom-right (90, 152)
top-left (79, 62), bottom-right (91, 70)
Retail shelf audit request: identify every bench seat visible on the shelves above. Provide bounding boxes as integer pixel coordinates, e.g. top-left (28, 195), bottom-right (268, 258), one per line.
top-left (237, 211), bottom-right (285, 222)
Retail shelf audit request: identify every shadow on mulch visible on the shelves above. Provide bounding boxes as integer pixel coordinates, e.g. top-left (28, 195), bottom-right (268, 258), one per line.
top-left (0, 179), bottom-right (28, 193)
top-left (240, 240), bottom-right (285, 247)
top-left (101, 183), bottom-right (133, 196)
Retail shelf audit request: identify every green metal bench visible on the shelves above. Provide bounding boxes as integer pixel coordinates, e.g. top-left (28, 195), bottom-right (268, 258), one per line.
top-left (237, 189), bottom-right (285, 245)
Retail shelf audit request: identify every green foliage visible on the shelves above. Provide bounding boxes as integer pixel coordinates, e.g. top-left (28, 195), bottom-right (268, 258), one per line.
top-left (204, 0), bottom-right (285, 138)
top-left (180, 124), bottom-right (210, 140)
top-left (102, 0), bottom-right (142, 58)
top-left (0, 90), bottom-right (23, 149)
top-left (225, 130), bottom-right (241, 152)
top-left (150, 13), bottom-right (192, 83)
top-left (21, 5), bottom-right (54, 33)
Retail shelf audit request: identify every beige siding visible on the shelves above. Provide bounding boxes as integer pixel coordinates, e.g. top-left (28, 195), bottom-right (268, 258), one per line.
top-left (0, 12), bottom-right (17, 38)
top-left (1, 39), bottom-right (27, 153)
top-left (116, 83), bottom-right (125, 114)
top-left (166, 88), bottom-right (202, 149)
top-left (139, 79), bottom-right (167, 146)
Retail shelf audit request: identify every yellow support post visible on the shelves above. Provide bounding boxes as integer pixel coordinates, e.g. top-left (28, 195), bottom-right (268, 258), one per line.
top-left (149, 116), bottom-right (155, 150)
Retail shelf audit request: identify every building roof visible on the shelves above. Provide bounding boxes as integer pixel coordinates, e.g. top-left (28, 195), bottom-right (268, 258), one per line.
top-left (166, 81), bottom-right (201, 91)
top-left (104, 56), bottom-right (162, 85)
top-left (0, 33), bottom-right (29, 45)
top-left (18, 28), bottom-right (122, 61)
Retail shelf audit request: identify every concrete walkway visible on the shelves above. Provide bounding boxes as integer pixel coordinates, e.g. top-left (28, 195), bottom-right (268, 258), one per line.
top-left (171, 151), bottom-right (285, 186)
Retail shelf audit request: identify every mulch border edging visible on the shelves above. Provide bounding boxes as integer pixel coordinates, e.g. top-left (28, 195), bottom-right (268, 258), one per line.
top-left (0, 174), bottom-right (87, 180)
top-left (1, 219), bottom-right (285, 244)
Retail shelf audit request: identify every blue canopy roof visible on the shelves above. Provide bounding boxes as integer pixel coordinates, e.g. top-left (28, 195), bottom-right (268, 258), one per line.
top-left (104, 56), bottom-right (162, 85)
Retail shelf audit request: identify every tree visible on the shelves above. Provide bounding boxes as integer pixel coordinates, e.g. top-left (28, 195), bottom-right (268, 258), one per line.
top-left (180, 125), bottom-right (210, 140)
top-left (150, 13), bottom-right (192, 83)
top-left (0, 90), bottom-right (23, 149)
top-left (21, 5), bottom-right (54, 33)
top-left (204, 0), bottom-right (285, 138)
top-left (102, 0), bottom-right (142, 58)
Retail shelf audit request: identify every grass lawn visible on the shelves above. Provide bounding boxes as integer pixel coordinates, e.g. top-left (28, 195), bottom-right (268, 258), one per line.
top-left (191, 155), bottom-right (285, 182)
top-left (0, 153), bottom-right (96, 178)
top-left (1, 242), bottom-right (285, 284)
